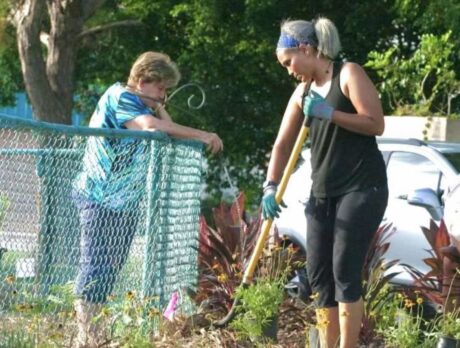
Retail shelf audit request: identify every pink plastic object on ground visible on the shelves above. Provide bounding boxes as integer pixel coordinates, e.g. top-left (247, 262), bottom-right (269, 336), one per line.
top-left (163, 291), bottom-right (179, 321)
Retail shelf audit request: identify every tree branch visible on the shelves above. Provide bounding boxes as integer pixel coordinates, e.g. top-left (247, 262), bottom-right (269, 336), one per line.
top-left (420, 69), bottom-right (432, 103)
top-left (77, 19), bottom-right (143, 40)
top-left (8, 0), bottom-right (30, 28)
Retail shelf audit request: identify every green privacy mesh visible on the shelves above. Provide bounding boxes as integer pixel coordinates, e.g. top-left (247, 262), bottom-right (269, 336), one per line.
top-left (0, 114), bottom-right (203, 319)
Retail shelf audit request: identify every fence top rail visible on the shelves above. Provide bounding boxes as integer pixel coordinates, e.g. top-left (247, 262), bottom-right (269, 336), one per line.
top-left (0, 113), bottom-right (202, 148)
top-left (0, 148), bottom-right (81, 156)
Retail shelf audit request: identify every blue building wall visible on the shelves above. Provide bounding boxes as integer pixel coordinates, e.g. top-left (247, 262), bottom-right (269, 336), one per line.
top-left (0, 93), bottom-right (84, 126)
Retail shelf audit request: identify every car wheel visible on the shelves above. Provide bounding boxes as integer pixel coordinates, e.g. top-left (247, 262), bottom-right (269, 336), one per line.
top-left (285, 267), bottom-right (312, 302)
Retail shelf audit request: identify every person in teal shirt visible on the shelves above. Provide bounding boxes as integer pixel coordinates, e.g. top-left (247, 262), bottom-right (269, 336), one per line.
top-left (72, 51), bottom-right (223, 347)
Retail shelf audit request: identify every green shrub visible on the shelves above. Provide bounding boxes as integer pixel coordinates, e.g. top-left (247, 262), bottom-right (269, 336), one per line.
top-left (230, 278), bottom-right (284, 342)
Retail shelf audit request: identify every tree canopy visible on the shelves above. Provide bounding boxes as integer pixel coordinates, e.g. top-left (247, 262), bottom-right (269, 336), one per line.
top-left (1, 0), bottom-right (459, 205)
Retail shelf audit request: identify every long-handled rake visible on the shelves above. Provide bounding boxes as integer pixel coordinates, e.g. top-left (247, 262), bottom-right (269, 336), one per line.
top-left (214, 116), bottom-right (311, 327)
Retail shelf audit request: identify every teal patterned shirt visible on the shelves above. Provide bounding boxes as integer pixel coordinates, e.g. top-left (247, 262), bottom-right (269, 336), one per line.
top-left (73, 82), bottom-right (153, 210)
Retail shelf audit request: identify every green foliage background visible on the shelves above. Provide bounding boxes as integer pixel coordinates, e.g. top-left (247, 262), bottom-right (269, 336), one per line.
top-left (0, 0), bottom-right (459, 206)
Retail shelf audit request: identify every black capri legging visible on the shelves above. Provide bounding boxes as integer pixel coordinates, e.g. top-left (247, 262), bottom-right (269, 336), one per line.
top-left (305, 185), bottom-right (388, 308)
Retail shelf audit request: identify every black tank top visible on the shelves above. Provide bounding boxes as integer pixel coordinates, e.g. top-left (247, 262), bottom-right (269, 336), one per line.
top-left (309, 62), bottom-right (387, 198)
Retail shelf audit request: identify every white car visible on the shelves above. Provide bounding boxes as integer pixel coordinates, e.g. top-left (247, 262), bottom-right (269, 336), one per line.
top-left (444, 180), bottom-right (460, 250)
top-left (276, 138), bottom-right (460, 298)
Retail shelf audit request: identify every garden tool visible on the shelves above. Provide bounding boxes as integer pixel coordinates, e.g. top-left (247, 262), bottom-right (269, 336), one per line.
top-left (214, 116), bottom-right (311, 327)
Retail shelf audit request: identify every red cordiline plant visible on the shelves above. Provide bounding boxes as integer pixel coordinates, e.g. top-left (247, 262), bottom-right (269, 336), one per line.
top-left (402, 219), bottom-right (459, 307)
top-left (193, 192), bottom-right (262, 312)
top-left (193, 192), bottom-right (302, 314)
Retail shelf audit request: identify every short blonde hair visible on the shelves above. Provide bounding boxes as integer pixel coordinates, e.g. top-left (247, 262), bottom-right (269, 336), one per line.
top-left (128, 52), bottom-right (181, 88)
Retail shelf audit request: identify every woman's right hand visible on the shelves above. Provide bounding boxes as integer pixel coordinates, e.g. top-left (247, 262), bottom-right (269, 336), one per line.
top-left (261, 184), bottom-right (287, 220)
top-left (202, 132), bottom-right (223, 154)
top-left (303, 90), bottom-right (335, 120)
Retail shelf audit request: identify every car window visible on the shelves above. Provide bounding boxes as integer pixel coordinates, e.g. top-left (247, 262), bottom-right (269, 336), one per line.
top-left (443, 152), bottom-right (460, 173)
top-left (386, 151), bottom-right (443, 199)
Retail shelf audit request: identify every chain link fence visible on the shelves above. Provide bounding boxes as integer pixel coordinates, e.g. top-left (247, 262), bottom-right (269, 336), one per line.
top-left (0, 114), bottom-right (203, 325)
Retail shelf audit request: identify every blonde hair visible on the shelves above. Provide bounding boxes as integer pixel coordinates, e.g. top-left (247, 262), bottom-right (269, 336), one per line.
top-left (314, 17), bottom-right (341, 59)
top-left (280, 17), bottom-right (341, 59)
top-left (128, 52), bottom-right (181, 88)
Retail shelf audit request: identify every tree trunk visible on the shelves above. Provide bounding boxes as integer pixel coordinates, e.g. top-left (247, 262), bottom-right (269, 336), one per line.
top-left (14, 0), bottom-right (105, 125)
top-left (16, 0), bottom-right (69, 124)
top-left (45, 0), bottom-right (84, 124)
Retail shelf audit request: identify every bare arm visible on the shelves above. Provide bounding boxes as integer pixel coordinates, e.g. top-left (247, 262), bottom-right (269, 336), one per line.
top-left (124, 114), bottom-right (223, 154)
top-left (266, 84), bottom-right (305, 183)
top-left (154, 104), bottom-right (173, 122)
top-left (329, 63), bottom-right (385, 136)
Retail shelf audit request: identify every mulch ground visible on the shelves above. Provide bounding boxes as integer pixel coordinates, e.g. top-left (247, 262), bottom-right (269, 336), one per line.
top-left (150, 297), bottom-right (313, 347)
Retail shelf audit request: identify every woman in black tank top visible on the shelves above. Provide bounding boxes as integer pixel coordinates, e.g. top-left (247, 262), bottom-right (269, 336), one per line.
top-left (261, 17), bottom-right (388, 348)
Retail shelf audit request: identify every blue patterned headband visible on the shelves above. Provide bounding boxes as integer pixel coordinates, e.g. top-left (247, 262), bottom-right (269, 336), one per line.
top-left (277, 32), bottom-right (301, 49)
top-left (276, 22), bottom-right (318, 49)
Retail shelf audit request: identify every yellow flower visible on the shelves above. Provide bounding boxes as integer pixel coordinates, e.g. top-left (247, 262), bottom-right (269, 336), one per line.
top-left (125, 291), bottom-right (135, 301)
top-left (309, 292), bottom-right (320, 300)
top-left (101, 307), bottom-right (110, 317)
top-left (315, 308), bottom-right (330, 329)
top-left (148, 307), bottom-right (160, 318)
top-left (416, 297), bottom-right (424, 305)
top-left (217, 273), bottom-right (228, 283)
top-left (16, 304), bottom-right (27, 312)
top-left (316, 316), bottom-right (330, 328)
top-left (16, 303), bottom-right (33, 312)
top-left (316, 320), bottom-right (330, 330)
top-left (404, 299), bottom-right (415, 308)
top-left (4, 274), bottom-right (15, 284)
